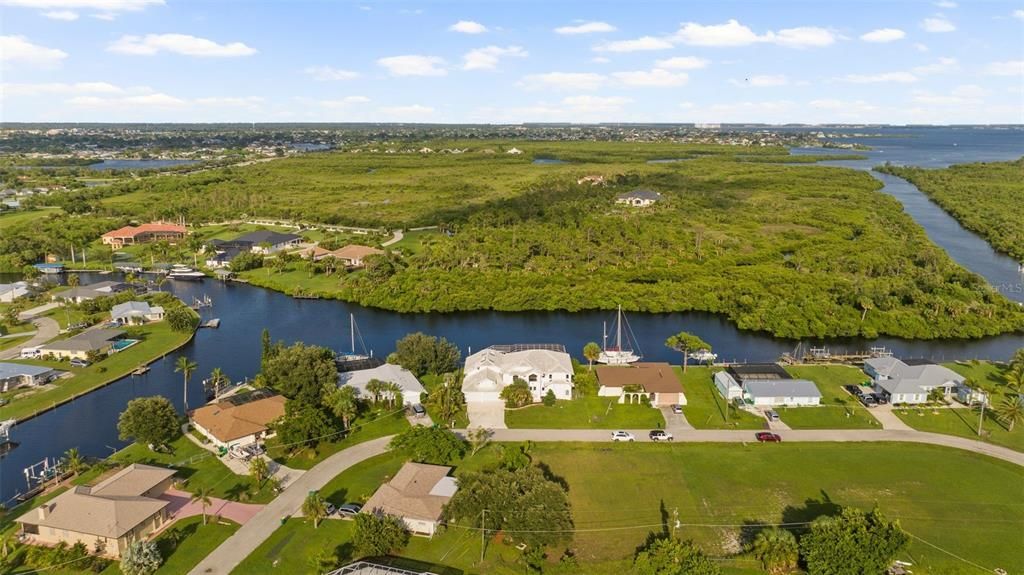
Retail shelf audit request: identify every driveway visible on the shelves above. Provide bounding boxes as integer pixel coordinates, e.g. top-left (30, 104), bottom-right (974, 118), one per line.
top-left (660, 406), bottom-right (693, 432)
top-left (160, 488), bottom-right (264, 526)
top-left (0, 317), bottom-right (58, 360)
top-left (467, 401), bottom-right (507, 429)
top-left (17, 302), bottom-right (59, 320)
top-left (870, 405), bottom-right (914, 431)
top-left (381, 230), bottom-right (404, 247)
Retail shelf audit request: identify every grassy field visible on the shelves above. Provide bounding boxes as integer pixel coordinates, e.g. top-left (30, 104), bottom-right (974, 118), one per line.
top-left (778, 365), bottom-right (881, 429)
top-left (105, 516), bottom-right (240, 575)
top-left (504, 396), bottom-right (666, 429)
top-left (233, 443), bottom-right (1024, 575)
top-left (0, 320), bottom-right (194, 421)
top-left (0, 207), bottom-right (60, 231)
top-left (677, 367), bottom-right (765, 430)
top-left (265, 408), bottom-right (409, 470)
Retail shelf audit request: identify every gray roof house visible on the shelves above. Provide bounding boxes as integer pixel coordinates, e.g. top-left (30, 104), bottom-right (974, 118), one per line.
top-left (232, 230), bottom-right (302, 254)
top-left (110, 301), bottom-right (165, 325)
top-left (714, 363), bottom-right (822, 406)
top-left (52, 281), bottom-right (130, 303)
top-left (0, 362), bottom-right (58, 392)
top-left (40, 329), bottom-right (125, 361)
top-left (863, 357), bottom-right (965, 404)
top-left (338, 363), bottom-right (425, 407)
top-left (615, 188), bottom-right (663, 207)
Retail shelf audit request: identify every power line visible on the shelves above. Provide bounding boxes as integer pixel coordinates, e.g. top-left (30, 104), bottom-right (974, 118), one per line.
top-left (904, 530), bottom-right (1000, 574)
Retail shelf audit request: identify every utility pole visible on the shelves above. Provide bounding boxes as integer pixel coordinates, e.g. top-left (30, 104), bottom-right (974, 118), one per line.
top-left (480, 508), bottom-right (487, 563)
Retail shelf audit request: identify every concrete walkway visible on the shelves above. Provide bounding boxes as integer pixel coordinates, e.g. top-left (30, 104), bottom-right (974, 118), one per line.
top-left (188, 436), bottom-right (393, 575)
top-left (871, 405), bottom-right (914, 431)
top-left (161, 488), bottom-right (264, 526)
top-left (181, 427), bottom-right (306, 489)
top-left (0, 317), bottom-right (58, 360)
top-left (381, 229), bottom-right (404, 247)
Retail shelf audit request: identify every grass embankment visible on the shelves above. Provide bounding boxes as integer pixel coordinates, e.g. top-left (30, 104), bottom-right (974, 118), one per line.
top-left (504, 396), bottom-right (666, 429)
top-left (677, 367), bottom-right (764, 430)
top-left (234, 443), bottom-right (1024, 575)
top-left (0, 207), bottom-right (61, 231)
top-left (893, 361), bottom-right (1023, 452)
top-left (0, 320), bottom-right (194, 422)
top-left (779, 365), bottom-right (881, 429)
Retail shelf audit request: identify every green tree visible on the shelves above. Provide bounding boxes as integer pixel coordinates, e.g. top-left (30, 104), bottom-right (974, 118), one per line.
top-left (500, 377), bottom-right (533, 408)
top-left (67, 273), bottom-right (80, 288)
top-left (322, 384), bottom-right (360, 429)
top-left (206, 367), bottom-right (230, 399)
top-left (389, 426), bottom-right (466, 464)
top-left (260, 342), bottom-right (337, 407)
top-left (117, 396), bottom-right (180, 448)
top-left (1012, 348), bottom-right (1024, 371)
top-left (467, 426), bottom-right (493, 456)
top-left (1003, 365), bottom-right (1024, 394)
top-left (443, 465), bottom-right (573, 549)
top-left (543, 388), bottom-right (557, 406)
top-left (165, 306), bottom-right (198, 332)
top-left (365, 378), bottom-right (385, 404)
top-left (583, 341), bottom-right (601, 371)
top-left (382, 381), bottom-right (404, 408)
top-left (302, 491), bottom-right (328, 529)
top-left (190, 487), bottom-right (214, 525)
top-left (307, 548), bottom-right (338, 574)
top-left (249, 456), bottom-right (270, 486)
top-left (665, 332), bottom-right (710, 373)
top-left (632, 537), bottom-right (720, 575)
top-left (354, 513), bottom-right (410, 557)
top-left (260, 328), bottom-right (273, 366)
top-left (175, 356), bottom-right (198, 412)
top-left (995, 394), bottom-right (1024, 431)
top-left (751, 528), bottom-right (799, 574)
top-left (276, 402), bottom-right (332, 449)
top-left (800, 507), bottom-right (909, 575)
top-left (63, 447), bottom-right (86, 479)
top-left (121, 540), bottom-right (162, 575)
top-left (425, 372), bottom-right (466, 428)
top-left (391, 332), bottom-right (461, 377)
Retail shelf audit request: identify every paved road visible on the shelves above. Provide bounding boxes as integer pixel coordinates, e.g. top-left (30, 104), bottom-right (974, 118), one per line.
top-left (188, 436), bottom-right (392, 575)
top-left (190, 426), bottom-right (1022, 574)
top-left (0, 317), bottom-right (58, 360)
top-left (381, 230), bottom-right (404, 247)
top-left (17, 302), bottom-right (59, 320)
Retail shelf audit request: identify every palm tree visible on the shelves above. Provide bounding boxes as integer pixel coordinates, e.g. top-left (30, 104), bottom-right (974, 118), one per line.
top-left (967, 379), bottom-right (996, 436)
top-left (664, 331), bottom-right (711, 373)
top-left (427, 373), bottom-right (466, 427)
top-left (63, 447), bottom-right (86, 479)
top-left (67, 273), bottom-right (80, 288)
top-left (175, 356), bottom-right (198, 412)
top-left (302, 491), bottom-right (328, 528)
top-left (751, 528), bottom-right (799, 574)
top-left (383, 381), bottom-right (404, 408)
top-left (365, 379), bottom-right (385, 405)
top-left (323, 384), bottom-right (360, 429)
top-left (249, 456), bottom-right (270, 486)
top-left (583, 342), bottom-right (601, 371)
top-left (995, 395), bottom-right (1024, 432)
top-left (207, 367), bottom-right (230, 400)
top-left (0, 532), bottom-right (17, 560)
top-left (1003, 365), bottom-right (1024, 395)
top-left (190, 487), bottom-right (214, 525)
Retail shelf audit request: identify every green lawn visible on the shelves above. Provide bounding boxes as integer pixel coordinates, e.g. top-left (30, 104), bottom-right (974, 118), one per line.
top-left (0, 207), bottom-right (60, 231)
top-left (778, 365), bottom-right (881, 429)
top-left (233, 443), bottom-right (1024, 575)
top-left (389, 229), bottom-right (442, 255)
top-left (237, 266), bottom-right (349, 299)
top-left (0, 320), bottom-right (194, 421)
top-left (894, 405), bottom-right (1024, 452)
top-left (114, 434), bottom-right (277, 503)
top-left (677, 367), bottom-right (765, 430)
top-left (504, 396), bottom-right (665, 429)
top-left (265, 408), bottom-right (410, 470)
top-left (0, 334), bottom-right (33, 352)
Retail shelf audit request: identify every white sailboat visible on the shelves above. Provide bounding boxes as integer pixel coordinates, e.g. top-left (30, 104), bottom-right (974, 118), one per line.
top-left (597, 305), bottom-right (642, 365)
top-left (337, 313), bottom-right (371, 361)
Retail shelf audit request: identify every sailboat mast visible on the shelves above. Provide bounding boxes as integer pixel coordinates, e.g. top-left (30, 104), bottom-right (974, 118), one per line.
top-left (350, 313), bottom-right (356, 354)
top-left (602, 321), bottom-right (608, 351)
top-left (616, 305), bottom-right (623, 351)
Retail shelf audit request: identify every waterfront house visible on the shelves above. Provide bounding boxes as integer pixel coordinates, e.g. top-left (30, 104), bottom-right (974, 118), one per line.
top-left (39, 329), bottom-right (126, 361)
top-left (0, 281), bottom-right (30, 303)
top-left (596, 362), bottom-right (687, 407)
top-left (231, 230), bottom-right (302, 254)
top-left (361, 462), bottom-right (458, 537)
top-left (0, 362), bottom-right (58, 392)
top-left (462, 345), bottom-right (574, 403)
top-left (714, 364), bottom-right (822, 406)
top-left (101, 222), bottom-right (187, 250)
top-left (16, 464), bottom-right (176, 558)
top-left (863, 357), bottom-right (964, 404)
top-left (52, 281), bottom-right (130, 304)
top-left (110, 301), bottom-right (165, 325)
top-left (189, 393), bottom-right (286, 449)
top-left (337, 362), bottom-right (425, 406)
top-left (329, 245), bottom-right (385, 267)
top-left (615, 188), bottom-right (662, 207)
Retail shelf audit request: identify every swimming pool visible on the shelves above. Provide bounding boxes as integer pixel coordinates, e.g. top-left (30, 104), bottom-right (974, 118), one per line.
top-left (111, 339), bottom-right (140, 352)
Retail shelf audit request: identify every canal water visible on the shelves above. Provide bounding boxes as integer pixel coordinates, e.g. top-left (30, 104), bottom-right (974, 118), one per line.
top-left (1, 127), bottom-right (1022, 503)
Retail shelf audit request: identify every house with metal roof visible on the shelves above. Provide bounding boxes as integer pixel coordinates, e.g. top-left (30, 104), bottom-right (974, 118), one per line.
top-left (714, 363), bottom-right (822, 406)
top-left (39, 329), bottom-right (125, 361)
top-left (16, 464), bottom-right (176, 558)
top-left (0, 362), bottom-right (58, 392)
top-left (0, 281), bottom-right (30, 303)
top-left (615, 188), bottom-right (663, 207)
top-left (231, 230), bottom-right (302, 254)
top-left (863, 357), bottom-right (964, 404)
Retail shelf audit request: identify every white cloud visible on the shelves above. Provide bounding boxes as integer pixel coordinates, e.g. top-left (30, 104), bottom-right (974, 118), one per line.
top-left (318, 96), bottom-right (371, 108)
top-left (376, 104), bottom-right (436, 120)
top-left (519, 72), bottom-right (607, 91)
top-left (841, 72), bottom-right (917, 83)
top-left (0, 35), bottom-right (67, 66)
top-left (654, 56), bottom-right (709, 70)
top-left (912, 57), bottom-right (959, 75)
top-left (1014, 9), bottom-right (1024, 20)
top-left (195, 96), bottom-right (264, 107)
top-left (449, 20), bottom-right (486, 34)
top-left (860, 28), bottom-right (905, 43)
top-left (303, 65), bottom-right (359, 81)
top-left (913, 85), bottom-right (986, 106)
top-left (612, 68), bottom-right (688, 87)
top-left (69, 92), bottom-right (185, 108)
top-left (0, 0), bottom-right (162, 11)
top-left (921, 16), bottom-right (955, 33)
top-left (108, 34), bottom-right (256, 57)
top-left (554, 21), bottom-right (616, 35)
top-left (935, 1), bottom-right (957, 7)
top-left (462, 45), bottom-right (527, 70)
top-left (42, 9), bottom-right (77, 19)
top-left (732, 74), bottom-right (788, 87)
top-left (673, 19), bottom-right (834, 48)
top-left (377, 54), bottom-right (446, 76)
top-left (985, 60), bottom-right (1024, 76)
top-left (591, 56), bottom-right (610, 64)
top-left (1, 81), bottom-right (121, 95)
top-left (914, 43), bottom-right (929, 52)
top-left (701, 100), bottom-right (796, 122)
top-left (561, 95), bottom-right (631, 113)
top-left (594, 36), bottom-right (673, 52)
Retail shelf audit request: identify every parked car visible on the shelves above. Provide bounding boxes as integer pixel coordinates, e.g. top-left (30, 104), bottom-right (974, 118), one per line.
top-left (755, 432), bottom-right (782, 443)
top-left (611, 431), bottom-right (635, 442)
top-left (69, 358), bottom-right (89, 368)
top-left (337, 503), bottom-right (362, 518)
top-left (844, 385), bottom-right (864, 397)
top-left (859, 394), bottom-right (878, 407)
top-left (872, 393), bottom-right (889, 405)
top-left (649, 430), bottom-right (674, 441)
top-left (411, 403), bottom-right (426, 418)
top-left (20, 346), bottom-right (42, 359)
top-left (670, 404), bottom-right (683, 414)
top-left (764, 409), bottom-right (780, 422)
top-left (324, 502), bottom-right (337, 516)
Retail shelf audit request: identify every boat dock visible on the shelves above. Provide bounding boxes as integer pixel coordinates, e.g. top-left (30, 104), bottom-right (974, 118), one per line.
top-left (201, 318), bottom-right (221, 329)
top-left (779, 345), bottom-right (893, 365)
top-left (131, 365), bottom-right (150, 376)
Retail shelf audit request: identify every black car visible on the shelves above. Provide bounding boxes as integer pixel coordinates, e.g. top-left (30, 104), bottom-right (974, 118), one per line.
top-left (871, 393), bottom-right (889, 405)
top-left (844, 385), bottom-right (864, 397)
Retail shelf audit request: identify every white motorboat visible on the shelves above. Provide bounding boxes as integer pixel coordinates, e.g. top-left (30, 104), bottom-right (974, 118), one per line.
top-left (168, 266), bottom-right (205, 281)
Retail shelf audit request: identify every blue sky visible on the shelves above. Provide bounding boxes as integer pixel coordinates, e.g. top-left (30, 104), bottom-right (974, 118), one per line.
top-left (1, 0), bottom-right (1022, 123)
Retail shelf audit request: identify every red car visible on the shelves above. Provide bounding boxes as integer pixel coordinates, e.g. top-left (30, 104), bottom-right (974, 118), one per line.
top-left (756, 432), bottom-right (782, 443)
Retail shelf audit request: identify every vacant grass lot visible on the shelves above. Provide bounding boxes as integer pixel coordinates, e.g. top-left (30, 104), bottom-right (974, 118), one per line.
top-left (0, 320), bottom-right (194, 421)
top-left (265, 408), bottom-right (409, 470)
top-left (504, 396), bottom-right (665, 429)
top-left (98, 516), bottom-right (240, 575)
top-left (234, 443), bottom-right (1023, 575)
top-left (677, 367), bottom-right (765, 430)
top-left (778, 365), bottom-right (881, 429)
top-left (0, 207), bottom-right (60, 231)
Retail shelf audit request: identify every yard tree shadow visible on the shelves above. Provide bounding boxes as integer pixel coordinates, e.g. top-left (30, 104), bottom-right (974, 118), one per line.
top-left (535, 462), bottom-right (569, 492)
top-left (781, 491), bottom-right (841, 532)
top-left (377, 556), bottom-right (464, 575)
top-left (223, 481), bottom-right (249, 502)
top-left (326, 487), bottom-right (349, 505)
